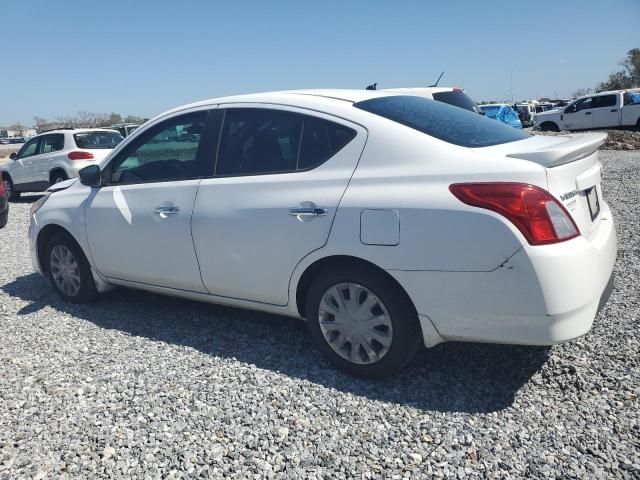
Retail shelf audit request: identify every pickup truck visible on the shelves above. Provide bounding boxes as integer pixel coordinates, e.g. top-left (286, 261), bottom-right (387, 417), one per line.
top-left (533, 89), bottom-right (640, 131)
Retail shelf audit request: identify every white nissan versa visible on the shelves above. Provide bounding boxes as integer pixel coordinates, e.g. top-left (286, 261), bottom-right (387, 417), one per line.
top-left (28, 90), bottom-right (616, 378)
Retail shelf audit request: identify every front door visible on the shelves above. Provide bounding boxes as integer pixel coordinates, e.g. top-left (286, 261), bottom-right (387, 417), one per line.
top-left (191, 105), bottom-right (367, 305)
top-left (563, 97), bottom-right (594, 130)
top-left (85, 110), bottom-right (211, 292)
top-left (11, 137), bottom-right (41, 185)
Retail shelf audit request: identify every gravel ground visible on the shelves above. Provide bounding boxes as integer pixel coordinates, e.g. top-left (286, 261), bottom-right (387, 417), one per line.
top-left (0, 151), bottom-right (639, 479)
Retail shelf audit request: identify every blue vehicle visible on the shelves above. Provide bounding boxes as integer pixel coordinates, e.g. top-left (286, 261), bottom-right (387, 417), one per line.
top-left (479, 104), bottom-right (523, 129)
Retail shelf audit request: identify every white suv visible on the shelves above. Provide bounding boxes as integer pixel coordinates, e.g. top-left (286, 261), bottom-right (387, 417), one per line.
top-left (1, 128), bottom-right (123, 200)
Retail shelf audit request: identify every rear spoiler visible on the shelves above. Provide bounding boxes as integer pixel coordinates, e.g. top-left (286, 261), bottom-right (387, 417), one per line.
top-left (506, 132), bottom-right (607, 167)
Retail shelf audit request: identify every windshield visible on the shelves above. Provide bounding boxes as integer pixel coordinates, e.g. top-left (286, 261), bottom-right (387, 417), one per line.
top-left (74, 131), bottom-right (123, 149)
top-left (355, 96), bottom-right (529, 148)
top-left (432, 91), bottom-right (482, 114)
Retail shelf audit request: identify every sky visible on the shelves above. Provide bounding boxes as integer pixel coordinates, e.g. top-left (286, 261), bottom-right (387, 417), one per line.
top-left (1, 0), bottom-right (638, 126)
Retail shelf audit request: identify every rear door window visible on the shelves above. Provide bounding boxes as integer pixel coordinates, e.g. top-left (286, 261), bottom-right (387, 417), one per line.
top-left (215, 108), bottom-right (356, 176)
top-left (39, 134), bottom-right (64, 154)
top-left (355, 96), bottom-right (529, 148)
top-left (593, 95), bottom-right (617, 108)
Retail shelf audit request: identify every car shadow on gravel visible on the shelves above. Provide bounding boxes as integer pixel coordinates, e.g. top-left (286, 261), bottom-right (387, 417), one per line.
top-left (3, 273), bottom-right (550, 413)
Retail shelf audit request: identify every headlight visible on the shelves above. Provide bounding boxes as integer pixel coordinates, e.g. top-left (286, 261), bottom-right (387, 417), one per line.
top-left (30, 193), bottom-right (50, 216)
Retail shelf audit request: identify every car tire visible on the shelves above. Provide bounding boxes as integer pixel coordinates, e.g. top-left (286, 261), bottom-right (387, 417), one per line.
top-left (50, 171), bottom-right (68, 185)
top-left (3, 175), bottom-right (20, 201)
top-left (305, 264), bottom-right (422, 378)
top-left (540, 122), bottom-right (560, 132)
top-left (46, 232), bottom-right (98, 303)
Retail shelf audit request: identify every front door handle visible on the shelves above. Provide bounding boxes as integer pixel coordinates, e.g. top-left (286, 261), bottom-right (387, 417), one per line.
top-left (610, 109), bottom-right (617, 112)
top-left (289, 206), bottom-right (328, 217)
top-left (154, 206), bottom-right (180, 218)
top-left (585, 112), bottom-right (592, 115)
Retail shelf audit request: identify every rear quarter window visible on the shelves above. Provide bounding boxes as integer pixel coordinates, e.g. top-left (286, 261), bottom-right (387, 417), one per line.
top-left (355, 96), bottom-right (529, 147)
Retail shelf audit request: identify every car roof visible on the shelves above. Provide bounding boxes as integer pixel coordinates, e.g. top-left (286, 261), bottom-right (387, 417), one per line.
top-left (480, 103), bottom-right (508, 107)
top-left (36, 128), bottom-right (120, 137)
top-left (156, 89), bottom-right (406, 119)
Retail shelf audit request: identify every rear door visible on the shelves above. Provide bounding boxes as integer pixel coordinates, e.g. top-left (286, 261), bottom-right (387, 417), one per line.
top-left (591, 94), bottom-right (620, 128)
top-left (191, 105), bottom-right (367, 305)
top-left (563, 97), bottom-right (594, 130)
top-left (33, 133), bottom-right (65, 183)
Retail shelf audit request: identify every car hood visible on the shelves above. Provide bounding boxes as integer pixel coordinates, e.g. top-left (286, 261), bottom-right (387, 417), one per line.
top-left (47, 178), bottom-right (77, 193)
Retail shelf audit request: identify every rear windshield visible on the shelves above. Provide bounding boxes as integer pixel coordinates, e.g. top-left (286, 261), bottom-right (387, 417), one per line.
top-left (355, 96), bottom-right (529, 147)
top-left (74, 131), bottom-right (123, 149)
top-left (432, 91), bottom-right (482, 114)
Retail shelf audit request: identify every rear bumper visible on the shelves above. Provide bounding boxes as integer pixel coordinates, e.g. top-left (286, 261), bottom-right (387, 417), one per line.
top-left (389, 205), bottom-right (617, 347)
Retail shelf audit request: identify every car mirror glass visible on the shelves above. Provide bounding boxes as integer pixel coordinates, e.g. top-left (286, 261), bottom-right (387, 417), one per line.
top-left (9, 153), bottom-right (17, 160)
top-left (79, 164), bottom-right (101, 187)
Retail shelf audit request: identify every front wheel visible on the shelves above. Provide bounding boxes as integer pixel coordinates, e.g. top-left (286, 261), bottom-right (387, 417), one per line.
top-left (46, 232), bottom-right (98, 303)
top-left (306, 265), bottom-right (422, 378)
top-left (540, 122), bottom-right (560, 132)
top-left (3, 175), bottom-right (20, 201)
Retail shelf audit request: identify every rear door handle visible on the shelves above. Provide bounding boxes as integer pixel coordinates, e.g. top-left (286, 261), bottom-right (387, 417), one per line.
top-left (610, 109), bottom-right (617, 112)
top-left (154, 206), bottom-right (180, 218)
top-left (289, 206), bottom-right (328, 217)
top-left (585, 112), bottom-right (592, 115)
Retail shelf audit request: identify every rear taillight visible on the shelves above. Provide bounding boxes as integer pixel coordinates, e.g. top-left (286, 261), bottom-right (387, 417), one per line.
top-left (453, 87), bottom-right (464, 92)
top-left (68, 151), bottom-right (94, 160)
top-left (449, 183), bottom-right (579, 245)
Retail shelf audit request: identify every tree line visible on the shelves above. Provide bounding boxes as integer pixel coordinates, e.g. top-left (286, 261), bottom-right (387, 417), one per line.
top-left (4, 112), bottom-right (149, 135)
top-left (573, 48), bottom-right (640, 98)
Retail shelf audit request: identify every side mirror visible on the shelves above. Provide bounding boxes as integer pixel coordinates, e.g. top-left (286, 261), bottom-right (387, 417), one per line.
top-left (9, 153), bottom-right (16, 160)
top-left (79, 164), bottom-right (102, 187)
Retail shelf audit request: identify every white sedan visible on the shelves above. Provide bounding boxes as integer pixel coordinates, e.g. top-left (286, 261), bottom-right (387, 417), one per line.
top-left (28, 90), bottom-right (616, 378)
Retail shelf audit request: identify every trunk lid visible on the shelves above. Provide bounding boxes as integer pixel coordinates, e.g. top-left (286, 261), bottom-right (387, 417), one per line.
top-left (475, 132), bottom-right (607, 237)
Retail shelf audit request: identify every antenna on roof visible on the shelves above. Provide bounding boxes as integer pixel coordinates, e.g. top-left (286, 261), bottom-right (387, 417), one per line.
top-left (429, 71), bottom-right (444, 87)
top-left (365, 82), bottom-right (377, 90)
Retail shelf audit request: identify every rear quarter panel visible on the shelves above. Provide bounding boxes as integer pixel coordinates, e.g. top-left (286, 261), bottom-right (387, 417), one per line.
top-left (309, 120), bottom-right (549, 272)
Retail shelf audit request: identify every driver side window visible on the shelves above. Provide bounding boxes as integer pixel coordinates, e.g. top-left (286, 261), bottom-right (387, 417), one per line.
top-left (575, 97), bottom-right (593, 111)
top-left (109, 111), bottom-right (208, 185)
top-left (17, 138), bottom-right (40, 159)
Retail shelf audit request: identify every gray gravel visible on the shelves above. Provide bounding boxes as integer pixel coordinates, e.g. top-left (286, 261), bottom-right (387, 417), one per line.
top-left (1, 151), bottom-right (639, 479)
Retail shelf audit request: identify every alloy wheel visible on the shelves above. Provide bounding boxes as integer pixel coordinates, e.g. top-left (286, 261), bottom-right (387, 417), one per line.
top-left (3, 178), bottom-right (11, 198)
top-left (318, 282), bottom-right (393, 365)
top-left (50, 244), bottom-right (82, 297)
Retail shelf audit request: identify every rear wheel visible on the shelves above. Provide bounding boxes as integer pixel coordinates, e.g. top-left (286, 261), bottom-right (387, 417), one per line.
top-left (306, 264), bottom-right (421, 378)
top-left (3, 175), bottom-right (20, 201)
top-left (50, 171), bottom-right (68, 185)
top-left (46, 232), bottom-right (98, 303)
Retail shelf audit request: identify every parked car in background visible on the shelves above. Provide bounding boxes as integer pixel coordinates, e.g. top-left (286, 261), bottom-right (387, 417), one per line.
top-left (479, 104), bottom-right (523, 128)
top-left (1, 128), bottom-right (123, 200)
top-left (0, 176), bottom-right (7, 228)
top-left (382, 86), bottom-right (484, 114)
top-left (0, 138), bottom-right (10, 145)
top-left (28, 90), bottom-right (616, 378)
top-left (109, 123), bottom-right (140, 137)
top-left (534, 89), bottom-right (640, 131)
top-left (515, 104), bottom-right (536, 127)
